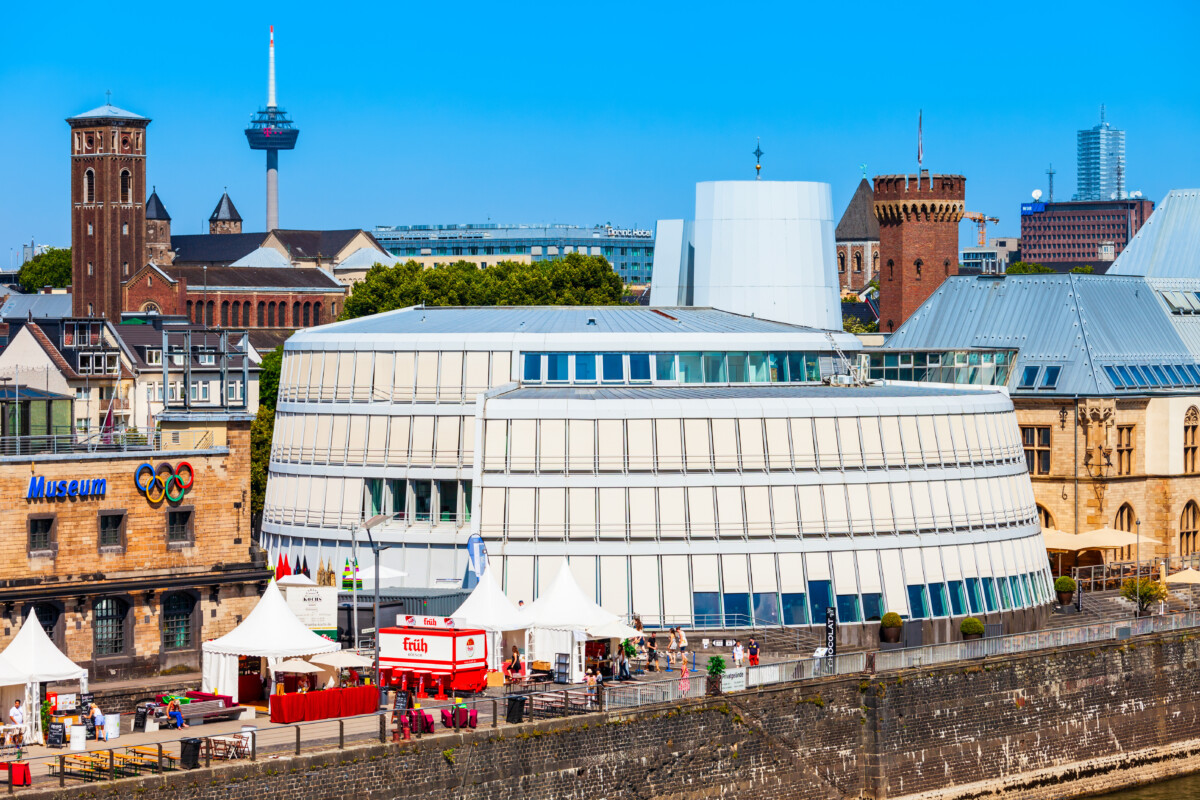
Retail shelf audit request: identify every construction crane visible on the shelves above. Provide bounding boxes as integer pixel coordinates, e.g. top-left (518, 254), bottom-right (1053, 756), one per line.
top-left (963, 212), bottom-right (1000, 247)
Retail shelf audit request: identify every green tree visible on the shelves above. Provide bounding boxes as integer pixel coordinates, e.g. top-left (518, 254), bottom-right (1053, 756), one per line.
top-left (17, 248), bottom-right (71, 293)
top-left (340, 253), bottom-right (624, 321)
top-left (1005, 262), bottom-right (1054, 274)
top-left (1070, 264), bottom-right (1095, 274)
top-left (250, 345), bottom-right (284, 520)
top-left (1119, 577), bottom-right (1168, 615)
top-left (843, 315), bottom-right (878, 334)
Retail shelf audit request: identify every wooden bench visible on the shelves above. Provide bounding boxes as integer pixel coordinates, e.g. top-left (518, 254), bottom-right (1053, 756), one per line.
top-left (155, 699), bottom-right (241, 727)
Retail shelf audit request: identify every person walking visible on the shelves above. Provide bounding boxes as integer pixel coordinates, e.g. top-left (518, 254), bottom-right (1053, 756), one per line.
top-left (647, 633), bottom-right (658, 672)
top-left (732, 640), bottom-right (744, 668)
top-left (747, 636), bottom-right (760, 667)
top-left (666, 627), bottom-right (679, 671)
top-left (677, 626), bottom-right (689, 670)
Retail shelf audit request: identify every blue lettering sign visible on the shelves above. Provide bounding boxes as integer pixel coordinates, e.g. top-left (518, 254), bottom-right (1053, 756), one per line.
top-left (26, 476), bottom-right (107, 501)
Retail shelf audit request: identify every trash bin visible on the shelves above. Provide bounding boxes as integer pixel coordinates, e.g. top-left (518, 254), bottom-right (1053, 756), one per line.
top-left (180, 738), bottom-right (202, 770)
top-left (505, 695), bottom-right (526, 724)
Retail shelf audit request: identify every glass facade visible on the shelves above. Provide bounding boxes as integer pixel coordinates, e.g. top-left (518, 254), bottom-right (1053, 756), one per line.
top-left (521, 351), bottom-right (824, 386)
top-left (866, 350), bottom-right (1016, 386)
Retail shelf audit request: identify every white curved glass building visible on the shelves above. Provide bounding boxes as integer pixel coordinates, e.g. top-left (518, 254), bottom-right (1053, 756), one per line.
top-left (264, 306), bottom-right (1051, 642)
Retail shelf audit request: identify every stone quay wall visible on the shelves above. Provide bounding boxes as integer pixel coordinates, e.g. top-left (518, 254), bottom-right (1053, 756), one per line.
top-left (21, 630), bottom-right (1200, 800)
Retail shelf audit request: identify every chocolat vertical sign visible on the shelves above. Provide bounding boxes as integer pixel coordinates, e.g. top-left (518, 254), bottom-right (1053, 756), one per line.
top-left (825, 606), bottom-right (837, 665)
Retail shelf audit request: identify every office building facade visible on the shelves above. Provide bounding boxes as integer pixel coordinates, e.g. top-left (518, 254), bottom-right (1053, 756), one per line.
top-left (1075, 109), bottom-right (1127, 202)
top-left (1019, 199), bottom-right (1153, 266)
top-left (263, 306), bottom-right (1050, 644)
top-left (371, 224), bottom-right (655, 284)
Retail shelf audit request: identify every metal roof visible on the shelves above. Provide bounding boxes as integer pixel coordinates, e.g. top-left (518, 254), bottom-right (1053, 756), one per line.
top-left (0, 294), bottom-right (72, 321)
top-left (68, 104), bottom-right (147, 121)
top-left (1108, 190), bottom-right (1200, 278)
top-left (230, 247), bottom-right (293, 268)
top-left (496, 384), bottom-right (990, 401)
top-left (883, 274), bottom-right (1197, 395)
top-left (311, 306), bottom-right (829, 337)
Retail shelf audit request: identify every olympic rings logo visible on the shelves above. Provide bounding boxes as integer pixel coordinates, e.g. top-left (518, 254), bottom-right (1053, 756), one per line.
top-left (134, 462), bottom-right (194, 503)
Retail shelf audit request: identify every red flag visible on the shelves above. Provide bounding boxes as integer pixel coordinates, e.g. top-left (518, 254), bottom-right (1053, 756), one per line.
top-left (918, 109), bottom-right (923, 167)
top-left (278, 554), bottom-right (291, 579)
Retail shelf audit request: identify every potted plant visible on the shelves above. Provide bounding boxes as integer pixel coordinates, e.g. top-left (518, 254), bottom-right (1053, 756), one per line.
top-left (1054, 575), bottom-right (1077, 606)
top-left (706, 655), bottom-right (726, 696)
top-left (880, 612), bottom-right (902, 644)
top-left (960, 616), bottom-right (985, 640)
top-left (1120, 577), bottom-right (1168, 616)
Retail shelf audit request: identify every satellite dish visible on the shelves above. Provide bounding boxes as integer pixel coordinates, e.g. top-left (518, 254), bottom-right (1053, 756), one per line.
top-left (1031, 189), bottom-right (1043, 201)
top-left (1131, 190), bottom-right (1143, 198)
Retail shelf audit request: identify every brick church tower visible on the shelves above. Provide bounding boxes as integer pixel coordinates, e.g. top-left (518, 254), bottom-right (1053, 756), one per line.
top-left (145, 188), bottom-right (173, 264)
top-left (67, 103), bottom-right (151, 319)
top-left (873, 170), bottom-right (965, 332)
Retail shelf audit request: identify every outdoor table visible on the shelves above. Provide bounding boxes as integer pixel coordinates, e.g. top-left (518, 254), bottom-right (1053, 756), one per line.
top-left (269, 692), bottom-right (307, 724)
top-left (0, 762), bottom-right (31, 786)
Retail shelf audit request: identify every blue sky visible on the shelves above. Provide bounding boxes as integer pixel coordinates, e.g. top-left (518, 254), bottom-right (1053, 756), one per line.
top-left (2, 0), bottom-right (1198, 266)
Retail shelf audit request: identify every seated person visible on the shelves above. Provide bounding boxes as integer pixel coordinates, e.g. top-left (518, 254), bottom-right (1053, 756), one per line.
top-left (166, 698), bottom-right (189, 729)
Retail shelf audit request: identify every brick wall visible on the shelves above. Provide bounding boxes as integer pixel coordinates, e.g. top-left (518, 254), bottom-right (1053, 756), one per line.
top-left (24, 631), bottom-right (1200, 800)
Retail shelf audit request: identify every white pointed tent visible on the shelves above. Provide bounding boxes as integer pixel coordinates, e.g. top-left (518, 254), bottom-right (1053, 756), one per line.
top-left (202, 581), bottom-right (340, 702)
top-left (0, 613), bottom-right (87, 745)
top-left (449, 567), bottom-right (528, 670)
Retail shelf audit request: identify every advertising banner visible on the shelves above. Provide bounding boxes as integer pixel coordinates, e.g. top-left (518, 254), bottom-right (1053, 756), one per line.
top-left (284, 585), bottom-right (338, 639)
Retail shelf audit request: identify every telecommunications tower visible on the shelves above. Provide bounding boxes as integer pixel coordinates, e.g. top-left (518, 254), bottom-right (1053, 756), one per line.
top-left (244, 26), bottom-right (299, 231)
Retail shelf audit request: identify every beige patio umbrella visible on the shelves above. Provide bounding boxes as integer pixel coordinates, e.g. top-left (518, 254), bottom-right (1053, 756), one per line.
top-left (1041, 528), bottom-right (1078, 551)
top-left (1078, 527), bottom-right (1141, 549)
top-left (1165, 568), bottom-right (1200, 585)
top-left (272, 658), bottom-right (323, 674)
top-left (309, 651), bottom-right (374, 669)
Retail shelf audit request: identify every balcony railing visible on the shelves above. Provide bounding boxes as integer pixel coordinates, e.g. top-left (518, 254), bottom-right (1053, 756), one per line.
top-left (0, 428), bottom-right (215, 457)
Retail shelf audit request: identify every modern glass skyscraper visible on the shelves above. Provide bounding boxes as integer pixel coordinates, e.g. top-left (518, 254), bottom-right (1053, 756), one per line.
top-left (1074, 107), bottom-right (1126, 201)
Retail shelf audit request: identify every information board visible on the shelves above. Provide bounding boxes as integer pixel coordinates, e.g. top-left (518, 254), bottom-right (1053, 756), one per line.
top-left (284, 585), bottom-right (338, 639)
top-left (723, 667), bottom-right (747, 692)
top-left (46, 722), bottom-right (65, 748)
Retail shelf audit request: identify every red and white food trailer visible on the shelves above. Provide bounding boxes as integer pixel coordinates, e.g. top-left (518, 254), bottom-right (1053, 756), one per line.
top-left (378, 617), bottom-right (488, 695)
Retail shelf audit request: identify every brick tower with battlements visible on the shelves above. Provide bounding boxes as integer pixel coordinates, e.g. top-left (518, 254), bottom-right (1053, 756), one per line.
top-left (873, 170), bottom-right (965, 331)
top-left (67, 103), bottom-right (151, 319)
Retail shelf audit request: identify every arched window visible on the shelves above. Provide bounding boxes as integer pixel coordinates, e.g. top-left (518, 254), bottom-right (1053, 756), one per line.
top-left (186, 301), bottom-right (193, 321)
top-left (257, 302), bottom-right (265, 327)
top-left (914, 258), bottom-right (923, 277)
top-left (120, 169), bottom-right (132, 204)
top-left (162, 593), bottom-right (195, 651)
top-left (1182, 501), bottom-right (1200, 558)
top-left (243, 303), bottom-right (250, 327)
top-left (205, 301), bottom-right (214, 326)
top-left (231, 301), bottom-right (239, 325)
top-left (944, 258), bottom-right (951, 276)
top-left (1115, 503), bottom-right (1136, 561)
top-left (853, 252), bottom-right (862, 272)
top-left (313, 303), bottom-right (322, 324)
top-left (94, 597), bottom-right (128, 656)
top-left (220, 301), bottom-right (229, 326)
top-left (1186, 407), bottom-right (1198, 474)
top-left (303, 302), bottom-right (311, 327)
top-left (887, 259), bottom-right (894, 280)
top-left (278, 304), bottom-right (287, 328)
top-left (84, 169), bottom-right (95, 203)
top-left (837, 252), bottom-right (845, 273)
top-left (194, 301), bottom-right (204, 325)
top-left (268, 302), bottom-right (276, 328)
top-left (1037, 505), bottom-right (1055, 530)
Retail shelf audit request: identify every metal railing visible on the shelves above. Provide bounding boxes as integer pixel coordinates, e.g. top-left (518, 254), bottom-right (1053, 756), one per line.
top-left (874, 609), bottom-right (1200, 672)
top-left (746, 652), bottom-right (867, 685)
top-left (0, 428), bottom-right (215, 458)
top-left (1073, 556), bottom-right (1200, 593)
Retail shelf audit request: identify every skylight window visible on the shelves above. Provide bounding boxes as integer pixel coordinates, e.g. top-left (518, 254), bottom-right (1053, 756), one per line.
top-left (1150, 365), bottom-right (1171, 386)
top-left (1124, 366), bottom-right (1148, 387)
top-left (1017, 366), bottom-right (1040, 390)
top-left (1039, 366), bottom-right (1062, 389)
top-left (1164, 364), bottom-right (1186, 385)
top-left (1103, 366), bottom-right (1125, 388)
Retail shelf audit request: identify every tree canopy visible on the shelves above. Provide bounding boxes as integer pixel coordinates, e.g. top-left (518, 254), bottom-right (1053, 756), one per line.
top-left (17, 248), bottom-right (71, 293)
top-left (1005, 262), bottom-right (1055, 275)
top-left (340, 254), bottom-right (625, 321)
top-left (1069, 264), bottom-right (1095, 274)
top-left (250, 345), bottom-right (284, 520)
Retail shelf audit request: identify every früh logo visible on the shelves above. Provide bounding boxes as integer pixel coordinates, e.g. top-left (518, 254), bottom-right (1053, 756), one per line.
top-left (401, 637), bottom-right (429, 654)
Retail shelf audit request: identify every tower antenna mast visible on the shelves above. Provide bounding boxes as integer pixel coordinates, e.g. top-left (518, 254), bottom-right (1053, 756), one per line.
top-left (753, 138), bottom-right (763, 180)
top-left (245, 25), bottom-right (299, 231)
top-left (1046, 163), bottom-right (1056, 203)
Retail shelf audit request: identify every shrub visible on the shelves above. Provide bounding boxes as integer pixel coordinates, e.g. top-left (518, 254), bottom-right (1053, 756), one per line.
top-left (1054, 575), bottom-right (1077, 592)
top-left (1120, 577), bottom-right (1168, 615)
top-left (706, 656), bottom-right (726, 678)
top-left (960, 617), bottom-right (985, 636)
top-left (881, 612), bottom-right (903, 629)
top-left (620, 638), bottom-right (636, 657)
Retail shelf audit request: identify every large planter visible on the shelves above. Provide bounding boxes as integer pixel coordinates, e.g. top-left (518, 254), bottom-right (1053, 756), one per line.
top-left (880, 626), bottom-right (901, 644)
top-left (962, 633), bottom-right (983, 641)
top-left (706, 675), bottom-right (723, 696)
top-left (1057, 590), bottom-right (1075, 605)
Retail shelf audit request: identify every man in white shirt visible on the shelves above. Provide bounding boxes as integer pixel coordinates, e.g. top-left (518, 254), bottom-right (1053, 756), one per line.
top-left (7, 700), bottom-right (22, 728)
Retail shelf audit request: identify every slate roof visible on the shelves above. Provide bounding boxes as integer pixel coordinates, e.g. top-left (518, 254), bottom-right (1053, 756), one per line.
top-left (146, 190), bottom-right (171, 221)
top-left (162, 265), bottom-right (343, 290)
top-left (835, 179), bottom-right (880, 242)
top-left (271, 230), bottom-right (376, 260)
top-left (170, 233), bottom-right (267, 265)
top-left (210, 192), bottom-right (242, 222)
top-left (23, 323), bottom-right (80, 380)
top-left (112, 324), bottom-right (253, 370)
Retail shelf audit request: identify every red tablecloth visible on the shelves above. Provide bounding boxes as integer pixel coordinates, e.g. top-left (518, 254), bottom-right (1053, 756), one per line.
top-left (238, 675), bottom-right (263, 702)
top-left (270, 686), bottom-right (378, 724)
top-left (0, 763), bottom-right (31, 787)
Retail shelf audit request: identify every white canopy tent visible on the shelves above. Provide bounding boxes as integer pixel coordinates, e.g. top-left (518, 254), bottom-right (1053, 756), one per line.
top-left (0, 613), bottom-right (87, 745)
top-left (523, 564), bottom-right (629, 683)
top-left (277, 573), bottom-right (318, 587)
top-left (450, 567), bottom-right (528, 670)
top-left (202, 581), bottom-right (340, 703)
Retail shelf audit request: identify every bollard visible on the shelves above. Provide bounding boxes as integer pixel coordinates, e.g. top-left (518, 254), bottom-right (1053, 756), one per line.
top-left (562, 690), bottom-right (569, 716)
top-left (401, 714), bottom-right (411, 741)
top-left (251, 731), bottom-right (257, 762)
top-left (598, 682), bottom-right (605, 713)
top-left (109, 749), bottom-right (115, 781)
top-left (339, 719), bottom-right (345, 749)
top-left (491, 698), bottom-right (498, 728)
top-left (157, 743), bottom-right (163, 774)
top-left (295, 725), bottom-right (301, 756)
top-left (59, 755), bottom-right (65, 788)
top-left (378, 713), bottom-right (386, 743)
top-left (205, 737), bottom-right (212, 769)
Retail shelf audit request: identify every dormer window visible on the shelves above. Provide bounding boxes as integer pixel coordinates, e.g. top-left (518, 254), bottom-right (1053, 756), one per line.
top-left (146, 349), bottom-right (162, 366)
top-left (197, 352), bottom-right (215, 366)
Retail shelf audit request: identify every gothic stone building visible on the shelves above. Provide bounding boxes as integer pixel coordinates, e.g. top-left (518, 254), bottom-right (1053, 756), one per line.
top-left (835, 178), bottom-right (880, 293)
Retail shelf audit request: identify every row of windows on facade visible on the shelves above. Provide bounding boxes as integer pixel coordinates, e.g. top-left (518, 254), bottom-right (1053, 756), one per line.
top-left (185, 299), bottom-right (332, 329)
top-left (882, 257), bottom-right (954, 281)
top-left (1021, 414), bottom-right (1200, 477)
top-left (29, 593), bottom-right (197, 657)
top-left (389, 245), bottom-right (652, 258)
top-left (363, 478), bottom-right (471, 525)
top-left (520, 351), bottom-right (827, 385)
top-left (865, 350), bottom-right (1015, 387)
top-left (481, 412), bottom-right (1025, 473)
top-left (80, 169), bottom-right (136, 205)
top-left (27, 508), bottom-right (194, 556)
top-left (145, 380), bottom-right (244, 403)
top-left (492, 539), bottom-right (1049, 626)
top-left (278, 350), bottom-right (512, 404)
top-left (837, 251), bottom-right (877, 273)
top-left (471, 476), bottom-right (1036, 540)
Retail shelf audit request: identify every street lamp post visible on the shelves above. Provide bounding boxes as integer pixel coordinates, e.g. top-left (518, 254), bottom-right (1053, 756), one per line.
top-left (357, 514), bottom-right (391, 692)
top-left (1136, 518), bottom-right (1142, 617)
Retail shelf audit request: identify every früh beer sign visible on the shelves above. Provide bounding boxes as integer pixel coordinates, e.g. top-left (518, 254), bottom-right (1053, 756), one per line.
top-left (379, 616), bottom-right (488, 695)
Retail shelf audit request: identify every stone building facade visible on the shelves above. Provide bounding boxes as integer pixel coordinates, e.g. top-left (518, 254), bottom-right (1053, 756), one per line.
top-left (0, 414), bottom-right (269, 679)
top-left (873, 171), bottom-right (965, 332)
top-left (834, 178), bottom-right (880, 293)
